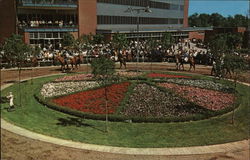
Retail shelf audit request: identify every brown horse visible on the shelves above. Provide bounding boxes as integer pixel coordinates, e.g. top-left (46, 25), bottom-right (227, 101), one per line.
top-left (175, 54), bottom-right (195, 71)
top-left (73, 55), bottom-right (84, 69)
top-left (55, 55), bottom-right (79, 72)
top-left (30, 57), bottom-right (39, 67)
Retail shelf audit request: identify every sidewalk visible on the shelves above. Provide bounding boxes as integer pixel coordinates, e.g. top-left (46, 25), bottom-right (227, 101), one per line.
top-left (1, 119), bottom-right (248, 156)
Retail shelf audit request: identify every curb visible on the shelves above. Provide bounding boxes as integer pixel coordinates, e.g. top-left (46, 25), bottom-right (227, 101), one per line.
top-left (1, 119), bottom-right (248, 155)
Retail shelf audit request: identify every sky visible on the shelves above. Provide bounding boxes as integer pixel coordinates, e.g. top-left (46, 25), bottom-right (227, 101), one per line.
top-left (189, 0), bottom-right (249, 17)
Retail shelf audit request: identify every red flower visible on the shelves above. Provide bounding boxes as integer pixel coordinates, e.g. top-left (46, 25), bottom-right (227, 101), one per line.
top-left (52, 82), bottom-right (130, 114)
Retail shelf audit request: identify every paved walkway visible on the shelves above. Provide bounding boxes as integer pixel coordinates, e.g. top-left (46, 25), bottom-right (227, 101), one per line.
top-left (1, 73), bottom-right (249, 156)
top-left (1, 119), bottom-right (249, 156)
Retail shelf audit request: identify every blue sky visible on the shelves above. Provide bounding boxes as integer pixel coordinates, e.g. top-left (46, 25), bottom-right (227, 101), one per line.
top-left (189, 0), bottom-right (249, 17)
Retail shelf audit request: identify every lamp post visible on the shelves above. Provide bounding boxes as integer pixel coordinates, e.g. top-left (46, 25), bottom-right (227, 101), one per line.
top-left (125, 6), bottom-right (152, 75)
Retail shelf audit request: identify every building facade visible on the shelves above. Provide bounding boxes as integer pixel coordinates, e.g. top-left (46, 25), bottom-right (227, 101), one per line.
top-left (0, 0), bottom-right (189, 48)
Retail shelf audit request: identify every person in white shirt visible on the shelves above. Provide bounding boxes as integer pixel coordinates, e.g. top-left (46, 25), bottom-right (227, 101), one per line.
top-left (6, 92), bottom-right (15, 111)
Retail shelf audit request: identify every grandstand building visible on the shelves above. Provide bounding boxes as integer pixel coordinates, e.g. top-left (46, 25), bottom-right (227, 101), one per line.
top-left (0, 0), bottom-right (189, 48)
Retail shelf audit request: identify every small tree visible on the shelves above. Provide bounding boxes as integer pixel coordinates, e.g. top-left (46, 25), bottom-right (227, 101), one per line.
top-left (92, 34), bottom-right (104, 44)
top-left (226, 33), bottom-right (243, 50)
top-left (209, 34), bottom-right (228, 77)
top-left (91, 56), bottom-right (116, 132)
top-left (77, 34), bottom-right (93, 73)
top-left (161, 32), bottom-right (173, 51)
top-left (111, 33), bottom-right (128, 69)
top-left (146, 39), bottom-right (159, 72)
top-left (30, 45), bottom-right (40, 84)
top-left (223, 53), bottom-right (247, 124)
top-left (111, 33), bottom-right (128, 50)
top-left (62, 33), bottom-right (75, 48)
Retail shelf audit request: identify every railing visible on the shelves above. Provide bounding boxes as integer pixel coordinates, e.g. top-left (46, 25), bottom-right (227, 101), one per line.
top-left (22, 27), bottom-right (79, 32)
top-left (17, 0), bottom-right (77, 8)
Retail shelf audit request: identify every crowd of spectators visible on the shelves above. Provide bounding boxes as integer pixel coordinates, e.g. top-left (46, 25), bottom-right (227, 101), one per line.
top-left (18, 20), bottom-right (77, 28)
top-left (35, 39), bottom-right (213, 66)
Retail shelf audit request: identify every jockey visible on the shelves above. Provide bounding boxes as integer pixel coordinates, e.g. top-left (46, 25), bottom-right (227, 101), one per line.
top-left (63, 50), bottom-right (70, 63)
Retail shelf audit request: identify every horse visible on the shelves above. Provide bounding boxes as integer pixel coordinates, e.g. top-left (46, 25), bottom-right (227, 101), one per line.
top-left (175, 54), bottom-right (195, 71)
top-left (73, 55), bottom-right (84, 69)
top-left (55, 55), bottom-right (78, 72)
top-left (117, 50), bottom-right (127, 69)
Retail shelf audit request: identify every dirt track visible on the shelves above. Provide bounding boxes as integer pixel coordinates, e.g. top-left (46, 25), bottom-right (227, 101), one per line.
top-left (1, 63), bottom-right (249, 160)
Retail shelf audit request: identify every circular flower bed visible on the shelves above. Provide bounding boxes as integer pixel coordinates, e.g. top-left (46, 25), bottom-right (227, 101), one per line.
top-left (35, 72), bottom-right (237, 123)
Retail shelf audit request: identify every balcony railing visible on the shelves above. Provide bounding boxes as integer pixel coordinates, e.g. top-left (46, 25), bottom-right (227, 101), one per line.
top-left (17, 0), bottom-right (77, 8)
top-left (22, 27), bottom-right (78, 32)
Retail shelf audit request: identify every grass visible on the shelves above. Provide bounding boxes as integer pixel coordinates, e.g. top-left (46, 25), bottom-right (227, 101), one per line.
top-left (1, 74), bottom-right (249, 148)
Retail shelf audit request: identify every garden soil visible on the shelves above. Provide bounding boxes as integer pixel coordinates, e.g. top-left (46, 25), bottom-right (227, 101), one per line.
top-left (1, 63), bottom-right (249, 160)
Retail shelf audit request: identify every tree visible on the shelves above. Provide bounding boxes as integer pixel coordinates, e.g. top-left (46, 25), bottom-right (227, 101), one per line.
top-left (77, 34), bottom-right (94, 73)
top-left (188, 13), bottom-right (248, 27)
top-left (92, 34), bottom-right (104, 44)
top-left (111, 33), bottom-right (128, 50)
top-left (233, 14), bottom-right (248, 27)
top-left (30, 45), bottom-right (41, 84)
top-left (224, 53), bottom-right (247, 124)
top-left (199, 13), bottom-right (211, 27)
top-left (91, 56), bottom-right (117, 132)
top-left (62, 33), bottom-right (75, 48)
top-left (226, 33), bottom-right (243, 50)
top-left (189, 13), bottom-right (200, 27)
top-left (3, 34), bottom-right (31, 107)
top-left (146, 39), bottom-right (160, 72)
top-left (161, 32), bottom-right (173, 51)
top-left (209, 13), bottom-right (225, 27)
top-left (209, 34), bottom-right (228, 77)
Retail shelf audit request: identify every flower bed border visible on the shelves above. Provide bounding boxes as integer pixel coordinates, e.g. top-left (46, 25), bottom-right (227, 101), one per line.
top-left (34, 79), bottom-right (240, 123)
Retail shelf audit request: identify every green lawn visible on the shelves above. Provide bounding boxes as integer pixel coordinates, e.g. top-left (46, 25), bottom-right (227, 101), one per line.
top-left (1, 74), bottom-right (249, 148)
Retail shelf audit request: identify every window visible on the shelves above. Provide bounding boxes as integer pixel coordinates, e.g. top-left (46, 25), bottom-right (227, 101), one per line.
top-left (97, 16), bottom-right (177, 25)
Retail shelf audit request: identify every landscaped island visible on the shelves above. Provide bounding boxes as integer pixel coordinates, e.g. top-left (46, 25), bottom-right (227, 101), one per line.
top-left (1, 71), bottom-right (249, 148)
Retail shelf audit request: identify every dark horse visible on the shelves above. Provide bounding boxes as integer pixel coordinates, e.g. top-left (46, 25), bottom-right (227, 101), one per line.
top-left (117, 50), bottom-right (126, 69)
top-left (175, 54), bottom-right (195, 71)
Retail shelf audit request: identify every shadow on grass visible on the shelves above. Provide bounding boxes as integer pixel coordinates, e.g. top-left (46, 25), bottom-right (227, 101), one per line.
top-left (56, 117), bottom-right (105, 133)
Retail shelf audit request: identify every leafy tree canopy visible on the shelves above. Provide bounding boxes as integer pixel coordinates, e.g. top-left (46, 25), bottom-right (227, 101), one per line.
top-left (92, 34), bottom-right (104, 44)
top-left (161, 32), bottom-right (173, 50)
top-left (91, 56), bottom-right (115, 79)
top-left (111, 33), bottom-right (128, 50)
top-left (62, 33), bottom-right (75, 48)
top-left (3, 34), bottom-right (31, 64)
top-left (189, 13), bottom-right (248, 28)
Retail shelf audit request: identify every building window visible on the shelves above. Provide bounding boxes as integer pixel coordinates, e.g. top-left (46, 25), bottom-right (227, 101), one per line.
top-left (97, 0), bottom-right (171, 10)
top-left (98, 16), bottom-right (181, 25)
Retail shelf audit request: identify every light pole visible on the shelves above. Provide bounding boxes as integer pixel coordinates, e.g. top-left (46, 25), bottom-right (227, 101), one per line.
top-left (125, 6), bottom-right (152, 75)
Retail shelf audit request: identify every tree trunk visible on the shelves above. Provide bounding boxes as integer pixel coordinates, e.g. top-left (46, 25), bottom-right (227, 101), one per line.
top-left (31, 66), bottom-right (34, 85)
top-left (231, 73), bottom-right (237, 124)
top-left (105, 85), bottom-right (108, 133)
top-left (18, 64), bottom-right (22, 107)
